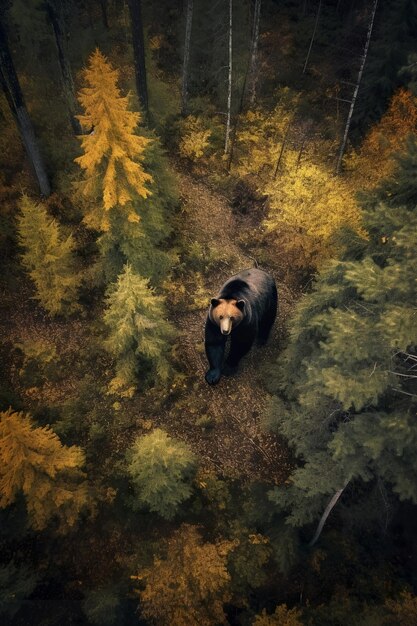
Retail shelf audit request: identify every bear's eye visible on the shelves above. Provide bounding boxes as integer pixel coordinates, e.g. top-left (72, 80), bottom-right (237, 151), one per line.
top-left (219, 315), bottom-right (223, 320)
top-left (230, 316), bottom-right (235, 321)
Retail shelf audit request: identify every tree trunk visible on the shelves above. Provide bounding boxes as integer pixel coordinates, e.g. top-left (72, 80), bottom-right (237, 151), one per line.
top-left (127, 0), bottom-right (148, 114)
top-left (224, 0), bottom-right (233, 155)
top-left (181, 0), bottom-right (193, 116)
top-left (247, 0), bottom-right (261, 107)
top-left (273, 119), bottom-right (292, 179)
top-left (335, 0), bottom-right (378, 173)
top-left (303, 0), bottom-right (322, 74)
top-left (309, 481), bottom-right (349, 547)
top-left (99, 0), bottom-right (109, 29)
top-left (0, 18), bottom-right (51, 196)
top-left (45, 0), bottom-right (82, 135)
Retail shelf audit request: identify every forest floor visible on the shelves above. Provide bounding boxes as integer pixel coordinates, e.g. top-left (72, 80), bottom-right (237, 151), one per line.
top-left (0, 165), bottom-right (296, 485)
top-left (142, 166), bottom-right (296, 484)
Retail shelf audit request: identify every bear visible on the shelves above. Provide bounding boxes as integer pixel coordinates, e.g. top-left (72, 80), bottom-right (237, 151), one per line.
top-left (204, 268), bottom-right (278, 385)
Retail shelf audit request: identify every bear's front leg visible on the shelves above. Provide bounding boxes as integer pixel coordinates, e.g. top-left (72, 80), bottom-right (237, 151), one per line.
top-left (205, 320), bottom-right (227, 385)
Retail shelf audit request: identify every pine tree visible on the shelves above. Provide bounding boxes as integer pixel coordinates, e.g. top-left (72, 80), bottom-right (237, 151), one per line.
top-left (264, 137), bottom-right (417, 541)
top-left (253, 605), bottom-right (303, 626)
top-left (0, 561), bottom-right (38, 619)
top-left (104, 264), bottom-right (175, 395)
top-left (75, 49), bottom-right (176, 284)
top-left (134, 524), bottom-right (236, 625)
top-left (126, 429), bottom-right (197, 519)
top-left (0, 408), bottom-right (90, 533)
top-left (17, 195), bottom-right (80, 316)
top-left (76, 48), bottom-right (152, 231)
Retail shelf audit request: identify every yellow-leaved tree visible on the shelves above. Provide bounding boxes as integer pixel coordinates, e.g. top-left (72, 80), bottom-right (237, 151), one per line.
top-left (233, 91), bottom-right (297, 180)
top-left (253, 605), bottom-right (303, 625)
top-left (76, 48), bottom-right (153, 231)
top-left (179, 115), bottom-right (212, 160)
top-left (347, 88), bottom-right (417, 187)
top-left (263, 157), bottom-right (366, 268)
top-left (0, 408), bottom-right (91, 533)
top-left (134, 524), bottom-right (237, 625)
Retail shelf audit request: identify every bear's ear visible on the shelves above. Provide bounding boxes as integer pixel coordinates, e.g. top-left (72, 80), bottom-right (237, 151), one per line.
top-left (211, 298), bottom-right (220, 308)
top-left (236, 300), bottom-right (245, 311)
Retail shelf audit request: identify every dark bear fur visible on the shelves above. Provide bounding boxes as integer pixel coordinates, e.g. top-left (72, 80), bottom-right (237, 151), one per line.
top-left (204, 268), bottom-right (278, 385)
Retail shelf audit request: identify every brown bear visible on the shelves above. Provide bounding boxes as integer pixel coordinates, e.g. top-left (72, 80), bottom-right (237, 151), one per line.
top-left (204, 268), bottom-right (278, 384)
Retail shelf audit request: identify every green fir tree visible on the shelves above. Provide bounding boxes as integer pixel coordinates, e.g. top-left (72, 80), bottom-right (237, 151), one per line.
top-left (103, 264), bottom-right (175, 396)
top-left (126, 429), bottom-right (197, 519)
top-left (17, 195), bottom-right (80, 316)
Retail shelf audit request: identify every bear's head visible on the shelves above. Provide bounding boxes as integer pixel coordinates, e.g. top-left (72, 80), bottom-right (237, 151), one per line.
top-left (210, 298), bottom-right (245, 336)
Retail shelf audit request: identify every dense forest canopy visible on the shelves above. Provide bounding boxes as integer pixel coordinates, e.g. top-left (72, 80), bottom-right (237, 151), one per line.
top-left (0, 0), bottom-right (416, 624)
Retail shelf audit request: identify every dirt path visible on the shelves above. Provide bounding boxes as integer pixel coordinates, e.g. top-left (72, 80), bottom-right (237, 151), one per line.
top-left (146, 169), bottom-right (294, 483)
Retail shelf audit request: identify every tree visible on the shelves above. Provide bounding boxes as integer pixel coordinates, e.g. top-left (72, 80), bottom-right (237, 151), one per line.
top-left (127, 0), bottom-right (148, 113)
top-left (302, 0), bottom-right (322, 75)
top-left (263, 159), bottom-right (365, 268)
top-left (17, 195), bottom-right (80, 316)
top-left (76, 48), bottom-right (152, 231)
top-left (224, 0), bottom-right (233, 155)
top-left (335, 0), bottom-right (379, 173)
top-left (0, 13), bottom-right (50, 196)
top-left (103, 264), bottom-right (175, 395)
top-left (126, 428), bottom-right (197, 518)
top-left (75, 49), bottom-right (175, 284)
top-left (263, 137), bottom-right (417, 543)
top-left (181, 0), bottom-right (194, 116)
top-left (134, 524), bottom-right (237, 625)
top-left (253, 605), bottom-right (303, 626)
top-left (0, 408), bottom-right (90, 533)
top-left (348, 88), bottom-right (417, 186)
top-left (0, 561), bottom-right (38, 619)
top-left (247, 0), bottom-right (262, 106)
top-left (44, 0), bottom-right (82, 134)
top-left (352, 0), bottom-right (417, 136)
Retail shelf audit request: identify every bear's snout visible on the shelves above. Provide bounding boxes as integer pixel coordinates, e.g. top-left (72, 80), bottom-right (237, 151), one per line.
top-left (220, 318), bottom-right (232, 335)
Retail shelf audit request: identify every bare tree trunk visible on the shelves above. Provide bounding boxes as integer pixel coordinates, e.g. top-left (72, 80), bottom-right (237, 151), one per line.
top-left (45, 0), bottom-right (82, 135)
top-left (0, 18), bottom-right (51, 196)
top-left (181, 0), bottom-right (193, 116)
top-left (303, 0), bottom-right (322, 74)
top-left (273, 119), bottom-right (292, 179)
top-left (224, 0), bottom-right (233, 155)
top-left (309, 481), bottom-right (349, 547)
top-left (99, 0), bottom-right (109, 29)
top-left (127, 0), bottom-right (148, 114)
top-left (335, 0), bottom-right (378, 173)
top-left (247, 0), bottom-right (261, 107)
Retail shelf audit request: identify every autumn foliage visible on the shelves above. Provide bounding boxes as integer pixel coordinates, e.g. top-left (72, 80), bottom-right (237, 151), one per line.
top-left (348, 88), bottom-right (417, 185)
top-left (135, 524), bottom-right (237, 625)
top-left (0, 408), bottom-right (90, 532)
top-left (76, 49), bottom-right (152, 231)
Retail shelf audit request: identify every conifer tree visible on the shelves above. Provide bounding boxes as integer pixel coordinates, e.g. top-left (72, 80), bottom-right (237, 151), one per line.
top-left (76, 48), bottom-right (152, 231)
top-left (104, 264), bottom-right (175, 395)
top-left (75, 49), bottom-right (175, 284)
top-left (0, 408), bottom-right (90, 533)
top-left (0, 561), bottom-right (38, 619)
top-left (134, 524), bottom-right (236, 625)
top-left (253, 605), bottom-right (303, 626)
top-left (264, 137), bottom-right (417, 542)
top-left (17, 195), bottom-right (80, 316)
top-left (126, 428), bottom-right (197, 519)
